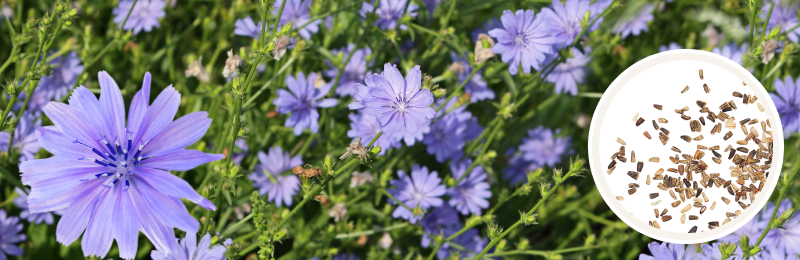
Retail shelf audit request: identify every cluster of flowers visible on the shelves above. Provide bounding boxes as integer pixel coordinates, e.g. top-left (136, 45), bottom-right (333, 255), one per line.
top-left (3, 0), bottom-right (800, 259)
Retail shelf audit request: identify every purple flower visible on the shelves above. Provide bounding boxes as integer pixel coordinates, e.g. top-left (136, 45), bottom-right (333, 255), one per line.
top-left (273, 0), bottom-right (320, 39)
top-left (14, 187), bottom-right (63, 225)
top-left (450, 52), bottom-right (493, 102)
top-left (420, 205), bottom-right (461, 249)
top-left (248, 146), bottom-right (302, 207)
top-left (18, 51), bottom-right (83, 114)
top-left (20, 71), bottom-right (222, 259)
top-left (712, 42), bottom-right (748, 65)
top-left (489, 10), bottom-right (556, 75)
top-left (113, 0), bottom-right (166, 35)
top-left (360, 0), bottom-right (418, 30)
top-left (541, 0), bottom-right (599, 48)
top-left (612, 4), bottom-right (654, 38)
top-left (348, 64), bottom-right (435, 135)
top-left (332, 253), bottom-right (361, 260)
top-left (448, 228), bottom-right (488, 258)
top-left (519, 126), bottom-right (573, 168)
top-left (151, 232), bottom-right (226, 260)
top-left (1, 5), bottom-right (11, 21)
top-left (423, 99), bottom-right (482, 162)
top-left (504, 152), bottom-right (540, 185)
top-left (387, 165), bottom-right (446, 224)
top-left (638, 242), bottom-right (701, 260)
top-left (420, 0), bottom-right (439, 15)
top-left (542, 47), bottom-right (592, 96)
top-left (447, 159), bottom-right (491, 216)
top-left (763, 0), bottom-right (800, 43)
top-left (770, 76), bottom-right (800, 138)
top-left (234, 16), bottom-right (263, 39)
top-left (347, 113), bottom-right (402, 154)
top-left (658, 42), bottom-right (683, 52)
top-left (0, 210), bottom-right (25, 259)
top-left (0, 112), bottom-right (41, 162)
top-left (325, 44), bottom-right (372, 97)
top-left (471, 18), bottom-right (503, 40)
top-left (274, 72), bottom-right (338, 136)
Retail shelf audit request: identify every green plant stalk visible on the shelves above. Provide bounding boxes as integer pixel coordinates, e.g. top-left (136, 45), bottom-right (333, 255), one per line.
top-left (759, 2), bottom-right (774, 45)
top-left (381, 188), bottom-right (415, 212)
top-left (243, 55), bottom-right (297, 108)
top-left (267, 0), bottom-right (288, 41)
top-left (433, 63), bottom-right (484, 115)
top-left (260, 0), bottom-right (269, 47)
top-left (220, 213), bottom-right (254, 239)
top-left (749, 2), bottom-right (758, 50)
top-left (465, 117), bottom-right (500, 153)
top-left (455, 119), bottom-right (503, 184)
top-left (468, 244), bottom-right (608, 259)
top-left (335, 223), bottom-right (409, 239)
top-left (473, 167), bottom-right (582, 259)
top-left (328, 38), bottom-right (360, 99)
top-left (0, 46), bottom-right (18, 76)
top-left (120, 0), bottom-right (139, 31)
top-left (752, 167), bottom-right (799, 250)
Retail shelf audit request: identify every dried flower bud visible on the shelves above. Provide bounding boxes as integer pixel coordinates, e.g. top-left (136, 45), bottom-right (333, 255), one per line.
top-left (328, 202), bottom-right (347, 222)
top-left (340, 137), bottom-right (369, 160)
top-left (378, 233), bottom-right (393, 249)
top-left (272, 36), bottom-right (291, 60)
top-left (350, 171), bottom-right (375, 188)
top-left (760, 39), bottom-right (779, 64)
top-left (185, 56), bottom-right (209, 82)
top-left (448, 62), bottom-right (465, 74)
top-left (474, 34), bottom-right (496, 64)
top-left (222, 50), bottom-right (244, 78)
top-left (313, 73), bottom-right (326, 88)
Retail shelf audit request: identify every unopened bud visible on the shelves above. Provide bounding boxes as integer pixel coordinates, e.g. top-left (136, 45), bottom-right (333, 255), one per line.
top-left (520, 211), bottom-right (538, 225)
top-left (370, 145), bottom-right (381, 154)
top-left (432, 88), bottom-right (447, 98)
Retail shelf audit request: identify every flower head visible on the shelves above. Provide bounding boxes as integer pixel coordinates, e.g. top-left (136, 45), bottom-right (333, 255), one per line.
top-left (348, 64), bottom-right (435, 135)
top-left (612, 3), bottom-right (654, 38)
top-left (387, 165), bottom-right (446, 224)
top-left (19, 51), bottom-right (83, 114)
top-left (763, 0), bottom-right (800, 43)
top-left (347, 113), bottom-right (402, 154)
top-left (450, 52), bottom-right (493, 102)
top-left (234, 16), bottom-right (262, 39)
top-left (360, 0), bottom-right (418, 30)
top-left (519, 126), bottom-right (573, 167)
top-left (20, 71), bottom-right (223, 259)
top-left (504, 152), bottom-right (540, 185)
top-left (447, 159), bottom-right (491, 215)
top-left (151, 232), bottom-right (226, 260)
top-left (712, 42), bottom-right (748, 65)
top-left (248, 146), bottom-right (303, 207)
top-left (0, 112), bottom-right (41, 162)
top-left (273, 0), bottom-right (320, 39)
top-left (542, 47), bottom-right (592, 96)
top-left (0, 209), bottom-right (25, 259)
top-left (325, 44), bottom-right (372, 97)
top-left (420, 204), bottom-right (461, 249)
top-left (274, 72), bottom-right (338, 135)
top-left (770, 76), bottom-right (800, 137)
top-left (489, 9), bottom-right (556, 75)
top-left (637, 242), bottom-right (701, 260)
top-left (423, 99), bottom-right (482, 162)
top-left (541, 0), bottom-right (599, 48)
top-left (658, 42), bottom-right (683, 52)
top-left (14, 187), bottom-right (63, 225)
top-left (113, 0), bottom-right (166, 35)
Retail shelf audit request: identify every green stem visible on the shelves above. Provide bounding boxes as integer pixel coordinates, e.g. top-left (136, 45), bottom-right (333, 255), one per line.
top-left (749, 2), bottom-right (758, 50)
top-left (329, 40), bottom-right (360, 98)
top-left (268, 0), bottom-right (288, 41)
top-left (759, 2), bottom-right (774, 45)
top-left (753, 167), bottom-right (799, 247)
top-left (243, 55), bottom-right (297, 108)
top-left (433, 63), bottom-right (484, 115)
top-left (467, 244), bottom-right (606, 259)
top-left (473, 167), bottom-right (582, 259)
top-left (455, 120), bottom-right (503, 184)
top-left (119, 0), bottom-right (139, 31)
top-left (0, 46), bottom-right (18, 76)
top-left (334, 223), bottom-right (409, 239)
top-left (220, 213), bottom-right (254, 239)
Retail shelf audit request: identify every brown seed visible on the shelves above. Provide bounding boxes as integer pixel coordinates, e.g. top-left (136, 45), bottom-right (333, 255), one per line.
top-left (727, 186), bottom-right (735, 195)
top-left (688, 226), bottom-right (698, 233)
top-left (661, 208), bottom-right (668, 217)
top-left (703, 83), bottom-right (710, 93)
top-left (681, 204), bottom-right (692, 213)
top-left (650, 193), bottom-right (659, 199)
top-left (661, 127), bottom-right (670, 135)
top-left (658, 118), bottom-right (668, 123)
top-left (681, 85), bottom-right (690, 93)
top-left (729, 100), bottom-right (737, 110)
top-left (710, 201), bottom-right (716, 210)
top-left (652, 120), bottom-right (660, 130)
top-left (654, 221), bottom-right (661, 229)
top-left (690, 120), bottom-right (701, 132)
top-left (632, 151), bottom-right (637, 162)
top-left (693, 135), bottom-right (704, 141)
top-left (649, 157), bottom-right (660, 162)
top-left (680, 135), bottom-right (692, 143)
top-left (733, 91), bottom-right (743, 98)
top-left (651, 200), bottom-right (661, 206)
top-left (689, 215), bottom-right (699, 220)
top-left (758, 103), bottom-right (765, 112)
top-left (617, 137), bottom-right (626, 145)
top-left (696, 100), bottom-right (707, 108)
top-left (723, 131), bottom-right (733, 141)
top-left (669, 190), bottom-right (677, 199)
top-left (699, 69), bottom-right (704, 80)
top-left (681, 114), bottom-right (691, 120)
top-left (647, 175), bottom-right (651, 185)
top-left (636, 117), bottom-right (645, 126)
top-left (700, 206), bottom-right (707, 214)
top-left (662, 215), bottom-right (673, 222)
top-left (644, 131), bottom-right (652, 139)
top-left (654, 104), bottom-right (663, 110)
top-left (681, 214), bottom-right (686, 223)
top-left (671, 146), bottom-right (682, 153)
top-left (738, 201), bottom-right (748, 209)
top-left (699, 116), bottom-right (705, 125)
top-left (607, 166), bottom-right (616, 174)
top-left (722, 197), bottom-right (731, 204)
top-left (616, 196), bottom-right (624, 201)
top-left (608, 160), bottom-right (617, 169)
top-left (637, 161), bottom-right (644, 172)
top-left (628, 188), bottom-right (637, 195)
top-left (671, 200), bottom-right (682, 207)
top-left (628, 171), bottom-right (639, 180)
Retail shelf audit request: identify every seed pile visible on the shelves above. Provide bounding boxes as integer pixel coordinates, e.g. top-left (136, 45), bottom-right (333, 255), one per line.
top-left (607, 69), bottom-right (774, 234)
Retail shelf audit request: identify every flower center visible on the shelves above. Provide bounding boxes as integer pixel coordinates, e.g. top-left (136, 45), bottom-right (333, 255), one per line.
top-left (76, 131), bottom-right (152, 189)
top-left (515, 35), bottom-right (526, 45)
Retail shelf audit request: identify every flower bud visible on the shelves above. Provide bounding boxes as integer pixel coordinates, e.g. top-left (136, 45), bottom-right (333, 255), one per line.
top-left (520, 211), bottom-right (538, 226)
top-left (517, 238), bottom-right (529, 250)
top-left (487, 223), bottom-right (504, 240)
top-left (422, 74), bottom-right (433, 89)
top-left (474, 34), bottom-right (496, 64)
top-left (272, 36), bottom-right (291, 60)
top-left (223, 49), bottom-right (244, 78)
top-left (370, 145), bottom-right (381, 154)
top-left (185, 56), bottom-right (209, 83)
top-left (448, 62), bottom-right (465, 74)
top-left (760, 39), bottom-right (779, 64)
top-left (432, 88), bottom-right (447, 98)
